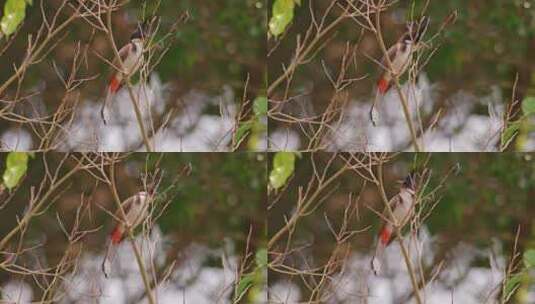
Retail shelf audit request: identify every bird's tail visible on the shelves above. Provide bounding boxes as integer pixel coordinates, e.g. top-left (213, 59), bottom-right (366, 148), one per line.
top-left (101, 75), bottom-right (122, 125)
top-left (101, 241), bottom-right (118, 278)
top-left (101, 89), bottom-right (114, 125)
top-left (101, 226), bottom-right (123, 278)
top-left (370, 88), bottom-right (384, 126)
top-left (371, 226), bottom-right (393, 275)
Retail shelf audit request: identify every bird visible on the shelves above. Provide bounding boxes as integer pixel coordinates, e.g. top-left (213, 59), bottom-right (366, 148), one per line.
top-left (371, 172), bottom-right (418, 275)
top-left (370, 17), bottom-right (430, 126)
top-left (101, 190), bottom-right (155, 278)
top-left (100, 23), bottom-right (147, 125)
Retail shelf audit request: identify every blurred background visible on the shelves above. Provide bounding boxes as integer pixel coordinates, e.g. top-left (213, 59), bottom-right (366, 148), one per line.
top-left (268, 1), bottom-right (535, 152)
top-left (268, 153), bottom-right (535, 303)
top-left (0, 0), bottom-right (266, 151)
top-left (0, 152), bottom-right (267, 303)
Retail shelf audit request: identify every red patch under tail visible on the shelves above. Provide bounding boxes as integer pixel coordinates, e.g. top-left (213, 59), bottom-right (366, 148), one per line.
top-left (108, 76), bottom-right (121, 94)
top-left (110, 226), bottom-right (123, 244)
top-left (377, 77), bottom-right (391, 94)
top-left (379, 227), bottom-right (392, 245)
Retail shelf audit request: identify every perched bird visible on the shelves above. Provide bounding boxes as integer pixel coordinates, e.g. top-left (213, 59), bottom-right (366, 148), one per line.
top-left (100, 23), bottom-right (146, 125)
top-left (101, 190), bottom-right (154, 278)
top-left (370, 17), bottom-right (430, 126)
top-left (371, 172), bottom-right (418, 275)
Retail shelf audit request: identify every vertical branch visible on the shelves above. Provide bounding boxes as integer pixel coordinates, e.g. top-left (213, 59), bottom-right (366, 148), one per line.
top-left (108, 155), bottom-right (156, 304)
top-left (373, 8), bottom-right (421, 152)
top-left (104, 2), bottom-right (153, 152)
top-left (375, 159), bottom-right (422, 304)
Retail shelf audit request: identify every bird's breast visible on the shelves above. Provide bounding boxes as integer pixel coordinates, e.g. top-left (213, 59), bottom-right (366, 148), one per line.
top-left (123, 41), bottom-right (143, 74)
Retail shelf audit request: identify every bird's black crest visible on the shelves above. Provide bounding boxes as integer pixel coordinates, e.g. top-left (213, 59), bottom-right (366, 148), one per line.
top-left (130, 23), bottom-right (144, 40)
top-left (130, 16), bottom-right (157, 40)
top-left (404, 16), bottom-right (430, 44)
top-left (402, 171), bottom-right (418, 190)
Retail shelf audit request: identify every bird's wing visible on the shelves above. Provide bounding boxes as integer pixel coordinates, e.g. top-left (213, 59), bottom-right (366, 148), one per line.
top-left (405, 16), bottom-right (430, 44)
top-left (111, 43), bottom-right (132, 71)
top-left (112, 193), bottom-right (137, 222)
top-left (387, 193), bottom-right (402, 210)
top-left (380, 194), bottom-right (399, 222)
top-left (380, 45), bottom-right (398, 72)
top-left (119, 43), bottom-right (131, 61)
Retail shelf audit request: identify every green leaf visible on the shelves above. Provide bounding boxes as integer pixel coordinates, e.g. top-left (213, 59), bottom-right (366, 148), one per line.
top-left (269, 152), bottom-right (295, 189)
top-left (1, 0), bottom-right (28, 37)
top-left (255, 248), bottom-right (267, 267)
top-left (501, 120), bottom-right (521, 148)
top-left (253, 96), bottom-right (267, 117)
top-left (235, 120), bottom-right (253, 144)
top-left (523, 249), bottom-right (535, 268)
top-left (503, 273), bottom-right (522, 301)
top-left (3, 152), bottom-right (29, 189)
top-left (269, 0), bottom-right (295, 37)
top-left (522, 97), bottom-right (535, 116)
top-left (234, 273), bottom-right (254, 301)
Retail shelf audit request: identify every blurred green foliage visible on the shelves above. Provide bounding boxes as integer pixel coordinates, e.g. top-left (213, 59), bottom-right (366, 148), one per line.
top-left (139, 0), bottom-right (266, 91)
top-left (0, 152), bottom-right (266, 255)
top-left (270, 153), bottom-right (535, 259)
top-left (0, 152), bottom-right (267, 302)
top-left (408, 0), bottom-right (535, 91)
top-left (502, 97), bottom-right (535, 150)
top-left (235, 247), bottom-right (267, 302)
top-left (268, 0), bottom-right (300, 37)
top-left (273, 0), bottom-right (535, 93)
top-left (132, 153), bottom-right (267, 248)
top-left (236, 96), bottom-right (268, 150)
top-left (269, 0), bottom-right (535, 150)
top-left (503, 248), bottom-right (535, 302)
top-left (269, 153), bottom-right (535, 300)
top-left (0, 0), bottom-right (266, 108)
top-left (0, 0), bottom-right (32, 37)
top-left (409, 153), bottom-right (534, 236)
top-left (269, 151), bottom-right (296, 190)
top-left (2, 152), bottom-right (31, 189)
